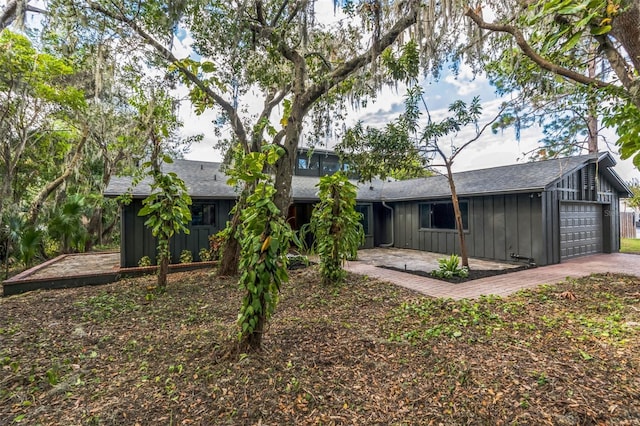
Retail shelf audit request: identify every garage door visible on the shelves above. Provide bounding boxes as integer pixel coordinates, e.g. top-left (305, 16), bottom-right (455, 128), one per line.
top-left (560, 202), bottom-right (603, 260)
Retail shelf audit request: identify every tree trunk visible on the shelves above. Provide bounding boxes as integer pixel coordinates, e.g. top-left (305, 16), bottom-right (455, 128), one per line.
top-left (86, 158), bottom-right (116, 251)
top-left (587, 48), bottom-right (599, 154)
top-left (84, 206), bottom-right (102, 251)
top-left (218, 230), bottom-right (240, 275)
top-left (240, 311), bottom-right (266, 353)
top-left (273, 107), bottom-right (304, 214)
top-left (218, 192), bottom-right (246, 276)
top-left (158, 253), bottom-right (169, 291)
top-left (446, 162), bottom-right (469, 268)
top-left (611, 1), bottom-right (640, 73)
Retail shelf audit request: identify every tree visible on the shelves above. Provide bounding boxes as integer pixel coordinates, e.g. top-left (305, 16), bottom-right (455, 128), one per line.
top-left (465, 0), bottom-right (640, 166)
top-left (132, 84), bottom-right (193, 292)
top-left (302, 172), bottom-right (364, 285)
top-left (0, 30), bottom-right (85, 220)
top-left (62, 0), bottom-right (468, 273)
top-left (227, 144), bottom-right (298, 351)
top-left (627, 179), bottom-right (640, 210)
top-left (138, 157), bottom-right (192, 291)
top-left (47, 194), bottom-right (89, 253)
top-left (421, 96), bottom-right (504, 268)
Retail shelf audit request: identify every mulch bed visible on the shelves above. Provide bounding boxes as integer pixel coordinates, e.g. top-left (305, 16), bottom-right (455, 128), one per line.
top-left (1, 266), bottom-right (639, 425)
top-left (380, 264), bottom-right (532, 283)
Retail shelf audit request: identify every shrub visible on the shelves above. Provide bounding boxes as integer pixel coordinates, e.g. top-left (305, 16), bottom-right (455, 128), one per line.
top-left (432, 254), bottom-right (469, 279)
top-left (208, 232), bottom-right (226, 260)
top-left (179, 250), bottom-right (193, 264)
top-left (138, 256), bottom-right (152, 267)
top-left (198, 247), bottom-right (213, 262)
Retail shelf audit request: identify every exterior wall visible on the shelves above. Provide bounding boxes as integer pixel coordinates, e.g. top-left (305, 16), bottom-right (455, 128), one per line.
top-left (391, 194), bottom-right (546, 265)
top-left (120, 199), bottom-right (234, 268)
top-left (545, 164), bottom-right (623, 263)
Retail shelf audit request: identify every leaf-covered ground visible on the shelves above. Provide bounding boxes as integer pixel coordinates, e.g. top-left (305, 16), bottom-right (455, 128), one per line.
top-left (1, 267), bottom-right (639, 425)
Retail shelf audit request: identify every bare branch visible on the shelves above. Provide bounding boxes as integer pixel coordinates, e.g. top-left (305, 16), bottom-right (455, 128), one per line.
top-left (451, 102), bottom-right (509, 162)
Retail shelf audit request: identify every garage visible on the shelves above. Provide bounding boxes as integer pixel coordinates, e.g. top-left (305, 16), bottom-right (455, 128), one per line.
top-left (559, 202), bottom-right (603, 260)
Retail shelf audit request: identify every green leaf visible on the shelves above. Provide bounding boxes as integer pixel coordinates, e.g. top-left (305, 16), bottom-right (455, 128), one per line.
top-left (590, 25), bottom-right (611, 35)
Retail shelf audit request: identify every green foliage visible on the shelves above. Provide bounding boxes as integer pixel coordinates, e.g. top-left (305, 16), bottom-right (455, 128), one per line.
top-left (48, 194), bottom-right (89, 254)
top-left (137, 157), bottom-right (192, 289)
top-left (18, 226), bottom-right (43, 268)
top-left (198, 248), bottom-right (213, 262)
top-left (381, 40), bottom-right (420, 83)
top-left (138, 256), bottom-right (152, 267)
top-left (179, 250), bottom-right (193, 264)
top-left (525, 0), bottom-right (619, 51)
top-left (302, 172), bottom-right (364, 285)
top-left (626, 180), bottom-right (640, 210)
top-left (482, 0), bottom-right (637, 161)
top-left (432, 254), bottom-right (469, 279)
top-left (208, 232), bottom-right (226, 261)
top-left (0, 30), bottom-right (86, 221)
top-left (337, 86), bottom-right (429, 182)
top-left (422, 97), bottom-right (482, 144)
top-left (603, 100), bottom-right (640, 168)
top-left (228, 144), bottom-right (299, 350)
top-left (0, 212), bottom-right (45, 268)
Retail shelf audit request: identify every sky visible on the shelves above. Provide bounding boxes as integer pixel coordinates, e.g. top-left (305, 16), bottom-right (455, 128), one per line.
top-left (179, 65), bottom-right (640, 182)
top-left (7, 0), bottom-right (638, 182)
top-left (170, 2), bottom-right (639, 182)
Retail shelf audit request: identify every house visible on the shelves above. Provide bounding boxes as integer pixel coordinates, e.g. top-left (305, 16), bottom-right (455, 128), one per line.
top-left (105, 151), bottom-right (631, 268)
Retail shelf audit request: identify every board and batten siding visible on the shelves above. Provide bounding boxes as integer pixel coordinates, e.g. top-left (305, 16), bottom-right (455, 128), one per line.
top-left (544, 167), bottom-right (623, 264)
top-left (120, 199), bottom-right (234, 268)
top-left (391, 193), bottom-right (546, 265)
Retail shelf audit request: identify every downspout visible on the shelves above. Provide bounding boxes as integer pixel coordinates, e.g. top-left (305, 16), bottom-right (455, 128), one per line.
top-left (379, 201), bottom-right (394, 247)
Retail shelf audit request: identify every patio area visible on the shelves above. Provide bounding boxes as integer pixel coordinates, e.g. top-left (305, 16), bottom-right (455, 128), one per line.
top-left (3, 248), bottom-right (640, 299)
top-left (345, 248), bottom-right (640, 300)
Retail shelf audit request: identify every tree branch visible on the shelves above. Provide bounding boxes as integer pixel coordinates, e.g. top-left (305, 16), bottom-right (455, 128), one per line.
top-left (593, 33), bottom-right (636, 91)
top-left (0, 0), bottom-right (17, 30)
top-left (27, 124), bottom-right (89, 225)
top-left (86, 1), bottom-right (250, 150)
top-left (251, 84), bottom-right (291, 151)
top-left (302, 2), bottom-right (420, 110)
top-left (451, 102), bottom-right (509, 162)
top-left (465, 8), bottom-right (611, 90)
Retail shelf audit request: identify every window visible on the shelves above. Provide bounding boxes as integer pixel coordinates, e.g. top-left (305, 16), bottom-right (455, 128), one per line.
top-left (297, 155), bottom-right (319, 170)
top-left (419, 201), bottom-right (468, 230)
top-left (191, 203), bottom-right (216, 226)
top-left (321, 157), bottom-right (341, 175)
top-left (355, 204), bottom-right (371, 235)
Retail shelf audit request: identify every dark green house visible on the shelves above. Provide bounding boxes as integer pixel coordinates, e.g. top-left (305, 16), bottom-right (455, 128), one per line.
top-left (105, 151), bottom-right (631, 268)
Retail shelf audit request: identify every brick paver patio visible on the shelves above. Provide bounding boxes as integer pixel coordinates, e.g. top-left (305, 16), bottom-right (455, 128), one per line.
top-left (345, 252), bottom-right (640, 300)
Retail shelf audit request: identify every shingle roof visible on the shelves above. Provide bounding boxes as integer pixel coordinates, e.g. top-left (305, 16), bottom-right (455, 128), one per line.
top-left (104, 152), bottom-right (630, 201)
top-left (105, 161), bottom-right (238, 199)
top-left (105, 160), bottom-right (387, 201)
top-left (381, 154), bottom-right (594, 201)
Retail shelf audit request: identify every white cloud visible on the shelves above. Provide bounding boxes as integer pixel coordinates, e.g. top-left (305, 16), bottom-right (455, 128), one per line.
top-left (443, 63), bottom-right (489, 96)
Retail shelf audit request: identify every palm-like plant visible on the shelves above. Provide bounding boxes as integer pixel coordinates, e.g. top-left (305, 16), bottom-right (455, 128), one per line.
top-left (48, 194), bottom-right (88, 253)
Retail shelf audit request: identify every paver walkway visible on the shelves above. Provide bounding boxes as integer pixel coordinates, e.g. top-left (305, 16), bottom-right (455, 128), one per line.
top-left (344, 252), bottom-right (640, 300)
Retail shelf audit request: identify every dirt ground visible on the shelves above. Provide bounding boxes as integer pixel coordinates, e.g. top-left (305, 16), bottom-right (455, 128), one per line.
top-left (1, 266), bottom-right (639, 425)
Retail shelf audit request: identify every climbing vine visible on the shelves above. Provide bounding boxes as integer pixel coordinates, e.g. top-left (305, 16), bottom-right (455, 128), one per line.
top-left (226, 144), bottom-right (298, 351)
top-left (137, 155), bottom-right (192, 292)
top-left (303, 172), bottom-right (364, 285)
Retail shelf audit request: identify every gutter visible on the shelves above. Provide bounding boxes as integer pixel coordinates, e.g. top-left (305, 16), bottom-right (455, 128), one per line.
top-left (379, 201), bottom-right (394, 247)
